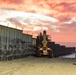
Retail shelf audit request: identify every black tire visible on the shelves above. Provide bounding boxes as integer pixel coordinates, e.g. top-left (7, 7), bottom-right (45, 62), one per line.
top-left (48, 51), bottom-right (53, 58)
top-left (35, 50), bottom-right (41, 57)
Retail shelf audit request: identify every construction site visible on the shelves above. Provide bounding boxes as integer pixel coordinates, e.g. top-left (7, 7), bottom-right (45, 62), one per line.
top-left (0, 24), bottom-right (76, 75)
top-left (0, 24), bottom-right (75, 60)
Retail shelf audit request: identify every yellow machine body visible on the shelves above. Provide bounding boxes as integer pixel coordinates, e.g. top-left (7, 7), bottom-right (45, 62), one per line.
top-left (39, 30), bottom-right (52, 55)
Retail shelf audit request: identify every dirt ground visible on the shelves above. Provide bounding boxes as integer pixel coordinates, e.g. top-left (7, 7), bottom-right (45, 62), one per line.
top-left (0, 56), bottom-right (76, 75)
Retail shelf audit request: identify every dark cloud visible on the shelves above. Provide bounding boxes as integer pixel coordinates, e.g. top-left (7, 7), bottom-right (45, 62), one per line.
top-left (59, 21), bottom-right (76, 33)
top-left (58, 16), bottom-right (71, 22)
top-left (0, 0), bottom-right (23, 4)
top-left (60, 2), bottom-right (76, 12)
top-left (0, 8), bottom-right (16, 10)
top-left (7, 18), bottom-right (22, 26)
top-left (48, 2), bottom-right (76, 12)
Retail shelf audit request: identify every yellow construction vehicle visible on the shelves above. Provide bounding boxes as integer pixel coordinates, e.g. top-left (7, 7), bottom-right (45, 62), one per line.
top-left (35, 30), bottom-right (53, 57)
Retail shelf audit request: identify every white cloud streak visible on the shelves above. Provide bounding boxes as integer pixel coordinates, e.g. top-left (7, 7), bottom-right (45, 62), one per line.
top-left (64, 17), bottom-right (76, 24)
top-left (0, 9), bottom-right (60, 32)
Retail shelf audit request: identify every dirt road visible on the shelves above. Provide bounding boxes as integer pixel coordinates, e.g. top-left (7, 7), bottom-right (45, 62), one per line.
top-left (0, 56), bottom-right (76, 75)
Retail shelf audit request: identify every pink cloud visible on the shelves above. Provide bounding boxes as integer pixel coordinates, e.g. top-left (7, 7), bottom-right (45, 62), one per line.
top-left (0, 0), bottom-right (76, 42)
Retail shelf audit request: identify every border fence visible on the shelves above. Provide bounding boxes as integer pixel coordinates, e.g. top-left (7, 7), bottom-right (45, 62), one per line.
top-left (0, 25), bottom-right (35, 61)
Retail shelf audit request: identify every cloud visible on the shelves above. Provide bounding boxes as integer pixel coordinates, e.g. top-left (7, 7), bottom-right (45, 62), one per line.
top-left (0, 0), bottom-right (76, 23)
top-left (0, 0), bottom-right (76, 42)
top-left (0, 0), bottom-right (23, 4)
top-left (0, 9), bottom-right (59, 32)
top-left (64, 17), bottom-right (76, 24)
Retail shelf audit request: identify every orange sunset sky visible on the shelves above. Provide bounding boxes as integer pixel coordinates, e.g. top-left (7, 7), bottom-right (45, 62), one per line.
top-left (0, 0), bottom-right (76, 42)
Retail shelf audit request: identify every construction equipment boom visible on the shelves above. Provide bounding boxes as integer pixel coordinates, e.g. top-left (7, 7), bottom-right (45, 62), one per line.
top-left (35, 30), bottom-right (53, 57)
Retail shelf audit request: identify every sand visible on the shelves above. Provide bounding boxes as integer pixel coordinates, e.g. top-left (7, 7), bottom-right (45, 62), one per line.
top-left (0, 56), bottom-right (76, 75)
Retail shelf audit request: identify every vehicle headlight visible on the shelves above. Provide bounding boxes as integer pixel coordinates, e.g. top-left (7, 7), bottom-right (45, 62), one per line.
top-left (40, 48), bottom-right (42, 50)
